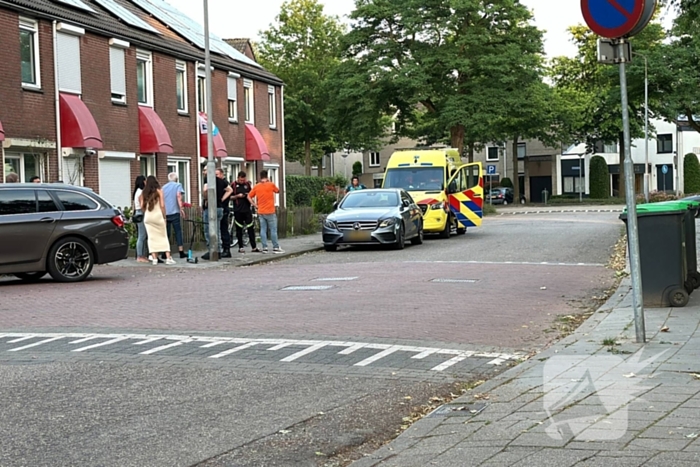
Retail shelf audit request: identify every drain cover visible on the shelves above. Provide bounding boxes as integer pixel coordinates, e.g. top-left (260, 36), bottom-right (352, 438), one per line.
top-left (431, 278), bottom-right (479, 283)
top-left (313, 277), bottom-right (358, 282)
top-left (281, 285), bottom-right (334, 291)
top-left (429, 403), bottom-right (487, 417)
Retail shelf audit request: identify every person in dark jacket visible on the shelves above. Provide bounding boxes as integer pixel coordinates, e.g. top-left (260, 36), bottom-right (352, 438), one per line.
top-left (231, 171), bottom-right (260, 253)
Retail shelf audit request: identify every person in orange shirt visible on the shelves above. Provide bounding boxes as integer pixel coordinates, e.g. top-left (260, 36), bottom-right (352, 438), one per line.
top-left (247, 170), bottom-right (283, 253)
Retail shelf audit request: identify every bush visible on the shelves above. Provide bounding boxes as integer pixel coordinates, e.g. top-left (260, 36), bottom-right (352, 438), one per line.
top-left (312, 191), bottom-right (337, 214)
top-left (684, 153), bottom-right (700, 194)
top-left (287, 175), bottom-right (343, 207)
top-left (589, 156), bottom-right (610, 199)
top-left (500, 177), bottom-right (513, 188)
top-left (482, 204), bottom-right (497, 216)
top-left (291, 186), bottom-right (313, 207)
top-left (352, 161), bottom-right (363, 177)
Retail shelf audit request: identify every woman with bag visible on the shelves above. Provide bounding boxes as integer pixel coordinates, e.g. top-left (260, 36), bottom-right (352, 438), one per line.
top-left (132, 175), bottom-right (149, 263)
top-left (139, 175), bottom-right (175, 265)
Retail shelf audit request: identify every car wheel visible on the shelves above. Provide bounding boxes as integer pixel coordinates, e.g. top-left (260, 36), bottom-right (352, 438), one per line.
top-left (324, 245), bottom-right (337, 252)
top-left (13, 272), bottom-right (47, 282)
top-left (47, 237), bottom-right (94, 283)
top-left (438, 218), bottom-right (451, 239)
top-left (456, 226), bottom-right (466, 235)
top-left (410, 222), bottom-right (424, 245)
top-left (394, 224), bottom-right (406, 250)
top-left (503, 199), bottom-right (509, 205)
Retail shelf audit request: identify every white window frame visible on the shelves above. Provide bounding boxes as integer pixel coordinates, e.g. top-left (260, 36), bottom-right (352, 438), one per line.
top-left (517, 142), bottom-right (526, 160)
top-left (369, 152), bottom-right (380, 167)
top-left (175, 60), bottom-right (188, 114)
top-left (167, 158), bottom-right (191, 203)
top-left (224, 158), bottom-right (243, 182)
top-left (268, 85), bottom-right (276, 128)
top-left (228, 73), bottom-right (238, 122)
top-left (197, 67), bottom-right (207, 113)
top-left (136, 50), bottom-right (153, 106)
top-left (264, 164), bottom-right (280, 206)
top-left (4, 153), bottom-right (40, 182)
top-left (108, 39), bottom-right (129, 104)
top-left (139, 154), bottom-right (156, 177)
top-left (244, 79), bottom-right (254, 124)
top-left (19, 18), bottom-right (41, 89)
top-left (486, 147), bottom-right (499, 161)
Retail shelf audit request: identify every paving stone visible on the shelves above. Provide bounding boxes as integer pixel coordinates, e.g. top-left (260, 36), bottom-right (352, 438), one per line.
top-left (479, 447), bottom-right (542, 466)
top-left (624, 438), bottom-right (692, 451)
top-left (427, 446), bottom-right (503, 466)
top-left (651, 417), bottom-right (700, 429)
top-left (375, 453), bottom-right (436, 467)
top-left (508, 448), bottom-right (594, 467)
top-left (510, 432), bottom-right (572, 448)
top-left (573, 456), bottom-right (646, 467)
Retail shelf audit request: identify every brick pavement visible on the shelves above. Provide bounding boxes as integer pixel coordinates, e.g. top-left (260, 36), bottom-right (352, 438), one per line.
top-left (350, 278), bottom-right (700, 467)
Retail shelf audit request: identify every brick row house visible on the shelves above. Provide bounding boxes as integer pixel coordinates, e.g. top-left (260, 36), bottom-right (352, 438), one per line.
top-left (0, 0), bottom-right (285, 209)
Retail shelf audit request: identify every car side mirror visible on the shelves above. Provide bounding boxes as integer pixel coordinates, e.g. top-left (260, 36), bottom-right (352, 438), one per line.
top-left (402, 199), bottom-right (410, 208)
top-left (332, 201), bottom-right (338, 211)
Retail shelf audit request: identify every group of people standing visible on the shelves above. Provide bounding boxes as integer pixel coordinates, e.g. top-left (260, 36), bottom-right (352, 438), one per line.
top-left (132, 168), bottom-right (283, 264)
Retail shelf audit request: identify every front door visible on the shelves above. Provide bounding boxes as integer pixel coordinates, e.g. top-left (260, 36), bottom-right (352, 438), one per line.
top-left (657, 165), bottom-right (674, 192)
top-left (447, 162), bottom-right (483, 228)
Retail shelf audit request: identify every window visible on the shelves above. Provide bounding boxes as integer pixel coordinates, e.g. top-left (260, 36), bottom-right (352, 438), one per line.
top-left (167, 160), bottom-right (190, 203)
top-left (657, 134), bottom-right (673, 154)
top-left (603, 142), bottom-right (617, 153)
top-left (563, 176), bottom-right (584, 194)
top-left (197, 70), bottom-right (206, 113)
top-left (0, 190), bottom-right (36, 215)
top-left (57, 31), bottom-right (82, 93)
top-left (268, 85), bottom-right (276, 128)
top-left (486, 147), bottom-right (499, 161)
top-left (136, 50), bottom-right (153, 105)
top-left (369, 152), bottom-right (380, 167)
top-left (176, 61), bottom-right (187, 112)
top-left (244, 79), bottom-right (254, 123)
top-left (109, 43), bottom-right (127, 103)
top-left (20, 18), bottom-right (40, 88)
top-left (517, 142), bottom-right (526, 159)
top-left (55, 191), bottom-right (98, 211)
top-left (4, 154), bottom-right (38, 182)
top-left (265, 165), bottom-right (280, 206)
top-left (228, 74), bottom-right (238, 121)
top-left (140, 155), bottom-right (156, 176)
top-left (37, 190), bottom-right (59, 212)
top-left (224, 162), bottom-right (242, 183)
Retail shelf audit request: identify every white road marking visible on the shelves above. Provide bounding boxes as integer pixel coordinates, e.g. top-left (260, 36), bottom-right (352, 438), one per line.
top-left (9, 337), bottom-right (63, 352)
top-left (140, 339), bottom-right (191, 355)
top-left (406, 260), bottom-right (604, 267)
top-left (313, 277), bottom-right (358, 282)
top-left (354, 346), bottom-right (401, 367)
top-left (281, 285), bottom-right (334, 291)
top-left (72, 337), bottom-right (128, 352)
top-left (0, 333), bottom-right (525, 372)
top-left (209, 342), bottom-right (258, 359)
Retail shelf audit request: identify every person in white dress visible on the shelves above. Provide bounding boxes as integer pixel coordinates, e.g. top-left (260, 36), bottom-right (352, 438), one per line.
top-left (139, 176), bottom-right (175, 265)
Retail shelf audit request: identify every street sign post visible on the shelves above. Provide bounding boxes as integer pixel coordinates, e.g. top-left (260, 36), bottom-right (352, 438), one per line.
top-left (582, 0), bottom-right (657, 344)
top-left (662, 164), bottom-right (668, 175)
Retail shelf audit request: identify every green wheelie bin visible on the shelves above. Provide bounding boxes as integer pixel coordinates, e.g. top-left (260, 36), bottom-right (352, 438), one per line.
top-left (655, 200), bottom-right (700, 290)
top-left (620, 202), bottom-right (691, 307)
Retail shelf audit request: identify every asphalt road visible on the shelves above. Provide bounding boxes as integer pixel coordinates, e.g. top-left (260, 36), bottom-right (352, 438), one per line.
top-left (0, 211), bottom-right (622, 466)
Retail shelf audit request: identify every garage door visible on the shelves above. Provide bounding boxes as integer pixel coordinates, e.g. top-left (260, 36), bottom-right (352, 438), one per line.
top-left (99, 158), bottom-right (132, 209)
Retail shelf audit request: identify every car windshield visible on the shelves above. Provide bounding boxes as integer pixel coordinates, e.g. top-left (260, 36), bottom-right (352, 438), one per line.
top-left (383, 167), bottom-right (444, 191)
top-left (489, 189), bottom-right (503, 195)
top-left (341, 191), bottom-right (399, 208)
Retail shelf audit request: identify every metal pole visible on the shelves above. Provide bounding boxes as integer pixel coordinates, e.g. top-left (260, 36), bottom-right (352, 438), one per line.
top-left (579, 155), bottom-right (583, 203)
top-left (204, 0), bottom-right (218, 261)
top-left (644, 55), bottom-right (649, 203)
top-left (619, 40), bottom-right (645, 343)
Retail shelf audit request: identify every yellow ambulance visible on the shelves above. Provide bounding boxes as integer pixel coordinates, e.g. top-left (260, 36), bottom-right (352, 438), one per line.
top-left (382, 148), bottom-right (483, 237)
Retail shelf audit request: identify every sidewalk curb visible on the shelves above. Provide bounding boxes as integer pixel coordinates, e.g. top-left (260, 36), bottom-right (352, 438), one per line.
top-left (222, 245), bottom-right (325, 267)
top-left (497, 208), bottom-right (624, 216)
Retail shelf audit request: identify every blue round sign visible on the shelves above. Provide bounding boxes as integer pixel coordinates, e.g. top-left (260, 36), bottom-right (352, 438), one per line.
top-left (662, 164), bottom-right (668, 175)
top-left (581, 0), bottom-right (646, 38)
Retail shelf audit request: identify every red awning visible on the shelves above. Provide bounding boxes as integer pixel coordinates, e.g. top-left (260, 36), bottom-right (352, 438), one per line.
top-left (0, 120), bottom-right (4, 142)
top-left (59, 93), bottom-right (103, 148)
top-left (198, 112), bottom-right (227, 158)
top-left (139, 106), bottom-right (173, 154)
top-left (245, 123), bottom-right (271, 161)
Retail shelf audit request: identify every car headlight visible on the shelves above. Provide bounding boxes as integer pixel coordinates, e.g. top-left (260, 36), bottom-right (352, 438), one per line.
top-left (324, 218), bottom-right (337, 229)
top-left (430, 202), bottom-right (443, 210)
top-left (379, 218), bottom-right (396, 228)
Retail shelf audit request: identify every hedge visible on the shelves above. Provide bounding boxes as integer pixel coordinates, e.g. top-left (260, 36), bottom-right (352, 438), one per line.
top-left (589, 155), bottom-right (610, 199)
top-left (286, 174), bottom-right (348, 207)
top-left (684, 153), bottom-right (700, 194)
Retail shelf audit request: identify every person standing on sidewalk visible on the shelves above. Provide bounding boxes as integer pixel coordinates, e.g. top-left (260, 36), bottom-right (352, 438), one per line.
top-left (217, 168), bottom-right (233, 257)
top-left (247, 170), bottom-right (283, 254)
top-left (231, 171), bottom-right (260, 253)
top-left (162, 172), bottom-right (187, 259)
top-left (201, 167), bottom-right (232, 260)
top-left (132, 175), bottom-right (149, 263)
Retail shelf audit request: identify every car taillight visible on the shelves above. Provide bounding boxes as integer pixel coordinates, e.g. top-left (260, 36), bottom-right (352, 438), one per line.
top-left (112, 215), bottom-right (125, 228)
top-left (498, 194), bottom-right (503, 198)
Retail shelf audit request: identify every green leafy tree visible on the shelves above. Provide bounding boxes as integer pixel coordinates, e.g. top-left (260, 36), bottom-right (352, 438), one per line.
top-left (589, 156), bottom-right (610, 199)
top-left (257, 0), bottom-right (344, 175)
top-left (684, 153), bottom-right (700, 194)
top-left (336, 0), bottom-right (546, 162)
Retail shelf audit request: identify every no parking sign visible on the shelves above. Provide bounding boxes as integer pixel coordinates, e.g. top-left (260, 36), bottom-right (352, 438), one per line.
top-left (581, 0), bottom-right (656, 39)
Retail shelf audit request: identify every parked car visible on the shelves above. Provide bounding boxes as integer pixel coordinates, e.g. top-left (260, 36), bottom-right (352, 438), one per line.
top-left (486, 187), bottom-right (515, 205)
top-left (322, 188), bottom-right (423, 251)
top-left (0, 184), bottom-right (129, 282)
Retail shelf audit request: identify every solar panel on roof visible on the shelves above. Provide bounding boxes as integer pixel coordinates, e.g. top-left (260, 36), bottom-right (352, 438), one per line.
top-left (94, 0), bottom-right (161, 34)
top-left (130, 0), bottom-right (261, 68)
top-left (54, 0), bottom-right (95, 12)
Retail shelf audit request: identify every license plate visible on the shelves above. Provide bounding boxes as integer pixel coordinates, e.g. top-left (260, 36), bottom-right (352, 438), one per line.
top-left (345, 231), bottom-right (370, 242)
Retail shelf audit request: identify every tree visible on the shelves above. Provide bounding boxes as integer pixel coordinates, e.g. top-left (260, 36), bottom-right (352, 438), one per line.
top-left (352, 161), bottom-right (363, 177)
top-left (338, 0), bottom-right (546, 161)
top-left (684, 153), bottom-right (700, 194)
top-left (257, 0), bottom-right (344, 175)
top-left (550, 21), bottom-right (665, 200)
top-left (589, 156), bottom-right (610, 199)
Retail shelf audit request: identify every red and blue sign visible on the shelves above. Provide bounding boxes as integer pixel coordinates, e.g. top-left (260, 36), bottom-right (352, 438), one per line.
top-left (581, 0), bottom-right (655, 39)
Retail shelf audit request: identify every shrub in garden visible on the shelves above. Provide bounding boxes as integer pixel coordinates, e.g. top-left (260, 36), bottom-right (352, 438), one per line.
top-left (684, 153), bottom-right (700, 194)
top-left (500, 177), bottom-right (513, 188)
top-left (589, 156), bottom-right (610, 199)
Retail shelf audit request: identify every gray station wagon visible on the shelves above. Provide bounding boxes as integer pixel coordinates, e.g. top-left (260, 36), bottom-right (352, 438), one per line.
top-left (0, 184), bottom-right (129, 282)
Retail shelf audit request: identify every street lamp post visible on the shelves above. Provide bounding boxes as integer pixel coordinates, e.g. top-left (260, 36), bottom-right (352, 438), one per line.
top-left (579, 153), bottom-right (584, 203)
top-left (633, 52), bottom-right (649, 202)
top-left (203, 0), bottom-right (218, 260)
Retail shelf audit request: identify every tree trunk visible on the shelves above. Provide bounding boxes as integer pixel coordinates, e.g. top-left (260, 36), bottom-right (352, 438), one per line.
top-left (317, 163), bottom-right (323, 177)
top-left (618, 133), bottom-right (626, 201)
top-left (467, 142), bottom-right (475, 163)
top-left (512, 136), bottom-right (520, 200)
top-left (450, 125), bottom-right (465, 158)
top-left (304, 139), bottom-right (312, 176)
